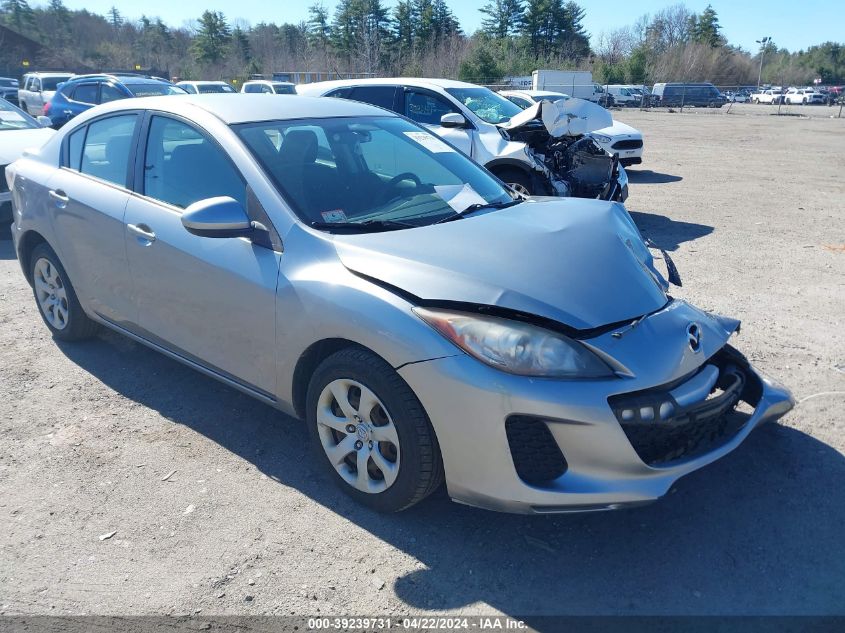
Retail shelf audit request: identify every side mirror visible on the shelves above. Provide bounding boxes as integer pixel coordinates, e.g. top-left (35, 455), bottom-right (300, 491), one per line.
top-left (181, 196), bottom-right (255, 239)
top-left (37, 115), bottom-right (52, 128)
top-left (440, 113), bottom-right (467, 128)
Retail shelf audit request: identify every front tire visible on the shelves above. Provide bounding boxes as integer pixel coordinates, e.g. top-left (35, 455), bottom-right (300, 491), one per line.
top-left (306, 347), bottom-right (444, 512)
top-left (29, 243), bottom-right (99, 341)
top-left (494, 167), bottom-right (534, 197)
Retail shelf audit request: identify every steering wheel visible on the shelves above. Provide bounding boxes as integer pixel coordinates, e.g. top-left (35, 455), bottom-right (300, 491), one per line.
top-left (387, 172), bottom-right (422, 189)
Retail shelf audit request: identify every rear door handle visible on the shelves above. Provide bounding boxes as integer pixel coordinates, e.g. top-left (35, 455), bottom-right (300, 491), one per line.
top-left (48, 189), bottom-right (68, 208)
top-left (128, 223), bottom-right (156, 242)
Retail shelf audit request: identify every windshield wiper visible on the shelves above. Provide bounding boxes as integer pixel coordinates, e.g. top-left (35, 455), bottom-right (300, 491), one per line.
top-left (310, 219), bottom-right (416, 233)
top-left (434, 199), bottom-right (522, 224)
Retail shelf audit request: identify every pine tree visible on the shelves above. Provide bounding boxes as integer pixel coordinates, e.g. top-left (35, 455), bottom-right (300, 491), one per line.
top-left (107, 5), bottom-right (122, 30)
top-left (691, 4), bottom-right (722, 48)
top-left (1, 0), bottom-right (36, 34)
top-left (392, 0), bottom-right (416, 57)
top-left (479, 0), bottom-right (524, 40)
top-left (307, 3), bottom-right (331, 49)
top-left (191, 10), bottom-right (232, 64)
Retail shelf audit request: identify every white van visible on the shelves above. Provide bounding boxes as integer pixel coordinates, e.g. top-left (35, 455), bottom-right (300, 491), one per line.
top-left (605, 85), bottom-right (642, 107)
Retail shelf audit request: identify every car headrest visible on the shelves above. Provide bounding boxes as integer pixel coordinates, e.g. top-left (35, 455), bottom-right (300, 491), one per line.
top-left (105, 134), bottom-right (133, 167)
top-left (278, 130), bottom-right (318, 165)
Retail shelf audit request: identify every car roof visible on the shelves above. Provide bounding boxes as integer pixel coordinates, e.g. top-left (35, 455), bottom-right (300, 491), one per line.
top-left (179, 80), bottom-right (230, 85)
top-left (65, 74), bottom-right (171, 85)
top-left (74, 94), bottom-right (393, 124)
top-left (25, 71), bottom-right (73, 77)
top-left (245, 80), bottom-right (294, 85)
top-left (298, 77), bottom-right (482, 95)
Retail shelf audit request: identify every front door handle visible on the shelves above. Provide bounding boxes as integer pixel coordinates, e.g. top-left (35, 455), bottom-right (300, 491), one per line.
top-left (48, 189), bottom-right (68, 208)
top-left (128, 223), bottom-right (156, 242)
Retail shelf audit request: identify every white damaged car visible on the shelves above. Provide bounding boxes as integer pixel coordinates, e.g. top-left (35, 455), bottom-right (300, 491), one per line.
top-left (298, 78), bottom-right (629, 201)
top-left (501, 89), bottom-right (645, 167)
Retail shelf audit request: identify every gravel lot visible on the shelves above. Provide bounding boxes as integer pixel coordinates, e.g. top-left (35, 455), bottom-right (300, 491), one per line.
top-left (1, 107), bottom-right (844, 619)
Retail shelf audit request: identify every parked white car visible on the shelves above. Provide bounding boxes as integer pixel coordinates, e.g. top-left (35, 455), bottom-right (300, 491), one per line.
top-left (17, 72), bottom-right (74, 115)
top-left (501, 90), bottom-right (644, 167)
top-left (784, 88), bottom-right (825, 105)
top-left (751, 89), bottom-right (785, 104)
top-left (240, 80), bottom-right (296, 95)
top-left (0, 99), bottom-right (54, 221)
top-left (176, 80), bottom-right (237, 94)
top-left (298, 78), bottom-right (628, 200)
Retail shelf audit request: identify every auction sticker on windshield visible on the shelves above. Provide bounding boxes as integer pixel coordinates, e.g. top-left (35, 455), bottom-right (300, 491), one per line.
top-left (321, 209), bottom-right (348, 222)
top-left (434, 183), bottom-right (486, 212)
top-left (403, 131), bottom-right (454, 153)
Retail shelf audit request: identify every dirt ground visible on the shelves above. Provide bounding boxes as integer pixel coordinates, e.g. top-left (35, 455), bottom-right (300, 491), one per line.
top-left (1, 107), bottom-right (844, 619)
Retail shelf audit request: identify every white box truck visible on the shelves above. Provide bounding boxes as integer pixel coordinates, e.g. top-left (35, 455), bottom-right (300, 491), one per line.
top-left (532, 70), bottom-right (607, 104)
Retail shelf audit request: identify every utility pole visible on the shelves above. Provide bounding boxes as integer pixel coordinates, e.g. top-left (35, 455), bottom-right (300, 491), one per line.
top-left (756, 36), bottom-right (771, 89)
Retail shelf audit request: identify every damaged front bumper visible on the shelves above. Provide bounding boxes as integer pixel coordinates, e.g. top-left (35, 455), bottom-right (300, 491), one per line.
top-left (398, 300), bottom-right (794, 514)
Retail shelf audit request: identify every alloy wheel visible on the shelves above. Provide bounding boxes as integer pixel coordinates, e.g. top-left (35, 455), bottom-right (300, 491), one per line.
top-left (33, 257), bottom-right (69, 330)
top-left (507, 182), bottom-right (531, 197)
top-left (316, 378), bottom-right (400, 494)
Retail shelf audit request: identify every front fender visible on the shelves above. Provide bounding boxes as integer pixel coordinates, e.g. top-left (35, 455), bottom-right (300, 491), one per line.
top-left (273, 226), bottom-right (461, 410)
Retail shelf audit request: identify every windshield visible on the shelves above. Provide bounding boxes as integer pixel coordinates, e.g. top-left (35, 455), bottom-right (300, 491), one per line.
top-left (0, 99), bottom-right (38, 131)
top-left (125, 83), bottom-right (186, 97)
top-left (445, 87), bottom-right (524, 124)
top-left (197, 83), bottom-right (236, 93)
top-left (41, 76), bottom-right (71, 90)
top-left (236, 116), bottom-right (513, 230)
top-left (273, 83), bottom-right (296, 94)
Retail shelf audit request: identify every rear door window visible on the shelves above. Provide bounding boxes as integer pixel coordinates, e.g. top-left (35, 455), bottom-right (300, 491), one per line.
top-left (71, 83), bottom-right (98, 104)
top-left (348, 86), bottom-right (397, 110)
top-left (79, 114), bottom-right (138, 187)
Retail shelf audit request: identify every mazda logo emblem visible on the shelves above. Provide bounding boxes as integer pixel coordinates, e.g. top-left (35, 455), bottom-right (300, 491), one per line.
top-left (687, 323), bottom-right (702, 352)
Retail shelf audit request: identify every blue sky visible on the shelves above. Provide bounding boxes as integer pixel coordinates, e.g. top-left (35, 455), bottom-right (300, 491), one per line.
top-left (54, 0), bottom-right (841, 53)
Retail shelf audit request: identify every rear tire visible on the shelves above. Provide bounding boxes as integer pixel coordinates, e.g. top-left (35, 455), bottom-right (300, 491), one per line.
top-left (306, 347), bottom-right (444, 512)
top-left (29, 243), bottom-right (99, 341)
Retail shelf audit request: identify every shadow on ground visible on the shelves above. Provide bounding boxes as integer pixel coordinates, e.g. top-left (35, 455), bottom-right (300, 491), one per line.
top-left (626, 170), bottom-right (683, 184)
top-left (56, 331), bottom-right (845, 621)
top-left (630, 211), bottom-right (714, 252)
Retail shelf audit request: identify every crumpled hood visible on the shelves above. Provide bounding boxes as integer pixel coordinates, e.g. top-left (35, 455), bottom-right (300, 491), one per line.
top-left (498, 98), bottom-right (613, 137)
top-left (0, 128), bottom-right (55, 164)
top-left (333, 199), bottom-right (668, 331)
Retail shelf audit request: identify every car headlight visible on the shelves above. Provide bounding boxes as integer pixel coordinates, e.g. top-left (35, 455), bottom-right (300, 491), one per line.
top-left (413, 308), bottom-right (614, 378)
top-left (591, 134), bottom-right (612, 144)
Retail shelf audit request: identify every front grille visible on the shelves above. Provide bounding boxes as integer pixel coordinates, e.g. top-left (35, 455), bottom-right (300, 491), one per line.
top-left (609, 347), bottom-right (761, 466)
top-left (0, 165), bottom-right (8, 194)
top-left (611, 139), bottom-right (643, 150)
top-left (505, 416), bottom-right (568, 485)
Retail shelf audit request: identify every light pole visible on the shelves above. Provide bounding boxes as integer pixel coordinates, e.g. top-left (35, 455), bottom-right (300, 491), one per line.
top-left (756, 36), bottom-right (771, 89)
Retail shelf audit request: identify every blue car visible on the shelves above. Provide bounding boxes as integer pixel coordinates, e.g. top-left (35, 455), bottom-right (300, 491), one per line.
top-left (45, 74), bottom-right (186, 127)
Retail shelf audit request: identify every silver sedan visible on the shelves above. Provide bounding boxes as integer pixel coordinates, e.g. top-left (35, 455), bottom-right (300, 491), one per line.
top-left (6, 95), bottom-right (793, 513)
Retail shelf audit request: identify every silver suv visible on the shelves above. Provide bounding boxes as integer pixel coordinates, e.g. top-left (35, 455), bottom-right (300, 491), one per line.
top-left (18, 72), bottom-right (73, 115)
top-left (7, 95), bottom-right (793, 514)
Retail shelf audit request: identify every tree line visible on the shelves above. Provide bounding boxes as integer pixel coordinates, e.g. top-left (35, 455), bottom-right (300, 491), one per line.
top-left (1, 0), bottom-right (842, 87)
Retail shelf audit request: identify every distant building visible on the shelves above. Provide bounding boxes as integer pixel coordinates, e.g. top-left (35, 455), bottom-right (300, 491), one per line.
top-left (0, 24), bottom-right (44, 78)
